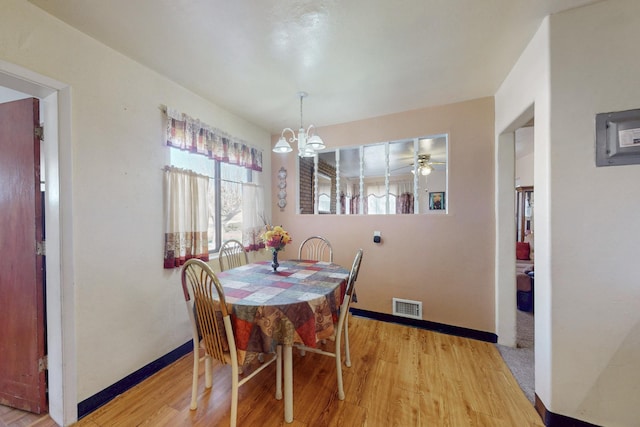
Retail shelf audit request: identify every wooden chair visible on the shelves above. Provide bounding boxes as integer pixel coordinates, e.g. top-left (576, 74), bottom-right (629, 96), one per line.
top-left (293, 249), bottom-right (363, 400)
top-left (181, 259), bottom-right (282, 427)
top-left (218, 239), bottom-right (248, 271)
top-left (298, 236), bottom-right (334, 262)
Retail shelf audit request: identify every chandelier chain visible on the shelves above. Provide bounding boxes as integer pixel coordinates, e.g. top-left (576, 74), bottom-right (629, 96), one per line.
top-left (299, 94), bottom-right (303, 130)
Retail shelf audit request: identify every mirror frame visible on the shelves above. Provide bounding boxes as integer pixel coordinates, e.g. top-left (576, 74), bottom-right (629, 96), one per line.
top-left (298, 134), bottom-right (448, 215)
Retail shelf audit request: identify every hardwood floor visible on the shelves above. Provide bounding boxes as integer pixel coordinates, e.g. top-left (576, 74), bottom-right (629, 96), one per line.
top-left (0, 404), bottom-right (57, 427)
top-left (2, 316), bottom-right (543, 426)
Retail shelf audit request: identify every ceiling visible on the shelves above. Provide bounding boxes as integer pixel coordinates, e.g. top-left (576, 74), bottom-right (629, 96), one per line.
top-left (29, 0), bottom-right (598, 135)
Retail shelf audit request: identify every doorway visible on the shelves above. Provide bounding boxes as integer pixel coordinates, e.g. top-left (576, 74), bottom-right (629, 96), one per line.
top-left (495, 105), bottom-right (536, 404)
top-left (504, 123), bottom-right (535, 403)
top-left (0, 60), bottom-right (76, 426)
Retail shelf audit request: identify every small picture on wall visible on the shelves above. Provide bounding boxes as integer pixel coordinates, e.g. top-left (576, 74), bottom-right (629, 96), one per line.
top-left (429, 192), bottom-right (445, 210)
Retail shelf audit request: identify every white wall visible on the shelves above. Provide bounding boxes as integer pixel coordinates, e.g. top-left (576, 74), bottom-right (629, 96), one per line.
top-left (515, 126), bottom-right (534, 187)
top-left (0, 0), bottom-right (271, 417)
top-left (0, 86), bottom-right (29, 102)
top-left (497, 0), bottom-right (640, 425)
top-left (515, 152), bottom-right (534, 187)
top-left (548, 1), bottom-right (640, 424)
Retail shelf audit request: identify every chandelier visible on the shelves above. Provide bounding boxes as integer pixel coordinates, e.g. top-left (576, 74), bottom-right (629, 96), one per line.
top-left (272, 91), bottom-right (325, 157)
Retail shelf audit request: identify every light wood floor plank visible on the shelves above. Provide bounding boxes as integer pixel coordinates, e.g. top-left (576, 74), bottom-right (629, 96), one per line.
top-left (1, 316), bottom-right (542, 426)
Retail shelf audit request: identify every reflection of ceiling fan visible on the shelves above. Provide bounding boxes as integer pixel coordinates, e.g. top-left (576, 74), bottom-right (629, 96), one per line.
top-left (415, 154), bottom-right (435, 175)
top-left (393, 153), bottom-right (446, 175)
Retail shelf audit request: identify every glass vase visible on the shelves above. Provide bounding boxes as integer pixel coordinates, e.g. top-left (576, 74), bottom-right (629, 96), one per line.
top-left (271, 250), bottom-right (279, 272)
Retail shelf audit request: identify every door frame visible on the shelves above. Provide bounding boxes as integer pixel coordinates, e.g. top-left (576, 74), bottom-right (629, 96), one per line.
top-left (0, 60), bottom-right (76, 426)
top-left (495, 104), bottom-right (534, 346)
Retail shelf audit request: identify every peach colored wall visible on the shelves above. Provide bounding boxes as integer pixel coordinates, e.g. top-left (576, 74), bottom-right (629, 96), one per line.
top-left (271, 97), bottom-right (496, 332)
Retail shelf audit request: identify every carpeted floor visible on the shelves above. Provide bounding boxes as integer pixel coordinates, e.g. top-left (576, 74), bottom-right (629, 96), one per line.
top-left (496, 310), bottom-right (534, 403)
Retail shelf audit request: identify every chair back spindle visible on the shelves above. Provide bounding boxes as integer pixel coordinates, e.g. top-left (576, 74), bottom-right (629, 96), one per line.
top-left (219, 239), bottom-right (249, 271)
top-left (298, 236), bottom-right (334, 262)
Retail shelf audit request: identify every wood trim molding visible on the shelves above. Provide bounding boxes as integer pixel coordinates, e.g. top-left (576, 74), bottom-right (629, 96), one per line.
top-left (535, 394), bottom-right (602, 427)
top-left (77, 341), bottom-right (193, 418)
top-left (350, 308), bottom-right (498, 343)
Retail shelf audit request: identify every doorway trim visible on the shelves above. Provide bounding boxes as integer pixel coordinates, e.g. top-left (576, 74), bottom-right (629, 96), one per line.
top-left (495, 104), bottom-right (534, 347)
top-left (0, 60), bottom-right (77, 426)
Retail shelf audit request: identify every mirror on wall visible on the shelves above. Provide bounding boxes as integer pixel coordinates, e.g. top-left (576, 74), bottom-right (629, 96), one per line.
top-left (299, 134), bottom-right (447, 215)
top-left (516, 186), bottom-right (534, 241)
top-left (317, 172), bottom-right (332, 214)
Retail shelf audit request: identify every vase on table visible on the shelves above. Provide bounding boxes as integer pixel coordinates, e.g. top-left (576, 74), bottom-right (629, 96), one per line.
top-left (271, 249), bottom-right (280, 272)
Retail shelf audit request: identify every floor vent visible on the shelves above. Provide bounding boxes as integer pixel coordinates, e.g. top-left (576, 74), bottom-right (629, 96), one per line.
top-left (392, 298), bottom-right (422, 320)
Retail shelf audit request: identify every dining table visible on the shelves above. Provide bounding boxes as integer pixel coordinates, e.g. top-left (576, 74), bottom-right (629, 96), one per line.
top-left (216, 258), bottom-right (350, 423)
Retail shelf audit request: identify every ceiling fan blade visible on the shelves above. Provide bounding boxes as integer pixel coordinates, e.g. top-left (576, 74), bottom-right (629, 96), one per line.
top-left (390, 164), bottom-right (413, 173)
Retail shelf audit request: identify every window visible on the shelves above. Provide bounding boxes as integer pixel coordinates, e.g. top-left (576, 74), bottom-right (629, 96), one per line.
top-left (169, 148), bottom-right (254, 253)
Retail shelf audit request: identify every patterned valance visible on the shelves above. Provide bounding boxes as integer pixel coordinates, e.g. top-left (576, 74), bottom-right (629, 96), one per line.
top-left (165, 107), bottom-right (263, 172)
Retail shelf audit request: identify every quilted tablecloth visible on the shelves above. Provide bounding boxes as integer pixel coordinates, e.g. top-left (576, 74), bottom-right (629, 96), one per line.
top-left (217, 259), bottom-right (349, 369)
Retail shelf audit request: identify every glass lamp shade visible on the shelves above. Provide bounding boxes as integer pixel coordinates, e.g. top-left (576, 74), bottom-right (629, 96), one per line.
top-left (421, 165), bottom-right (432, 176)
top-left (299, 145), bottom-right (317, 158)
top-left (412, 164), bottom-right (433, 175)
top-left (273, 137), bottom-right (293, 153)
top-left (306, 134), bottom-right (325, 150)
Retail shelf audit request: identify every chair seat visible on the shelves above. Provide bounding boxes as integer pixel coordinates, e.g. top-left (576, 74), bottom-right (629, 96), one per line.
top-left (199, 338), bottom-right (280, 377)
top-left (198, 339), bottom-right (233, 364)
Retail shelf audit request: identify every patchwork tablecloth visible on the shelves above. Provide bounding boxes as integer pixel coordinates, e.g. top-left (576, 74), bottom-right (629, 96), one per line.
top-left (217, 260), bottom-right (349, 369)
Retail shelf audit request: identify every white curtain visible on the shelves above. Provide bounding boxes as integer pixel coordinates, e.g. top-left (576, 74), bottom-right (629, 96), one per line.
top-left (163, 166), bottom-right (210, 268)
top-left (242, 184), bottom-right (265, 251)
top-left (364, 180), bottom-right (414, 214)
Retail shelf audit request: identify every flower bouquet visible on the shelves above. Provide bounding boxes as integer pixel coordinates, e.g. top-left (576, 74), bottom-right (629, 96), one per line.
top-left (261, 225), bottom-right (292, 272)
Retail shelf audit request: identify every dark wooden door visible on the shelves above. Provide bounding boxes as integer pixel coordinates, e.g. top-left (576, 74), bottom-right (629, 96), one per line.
top-left (0, 98), bottom-right (47, 413)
